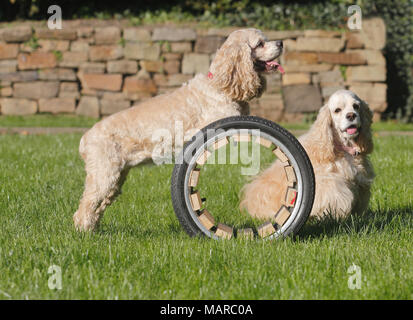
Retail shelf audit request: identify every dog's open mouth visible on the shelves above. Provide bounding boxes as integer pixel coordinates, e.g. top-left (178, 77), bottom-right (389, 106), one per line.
top-left (345, 124), bottom-right (359, 135)
top-left (255, 60), bottom-right (285, 74)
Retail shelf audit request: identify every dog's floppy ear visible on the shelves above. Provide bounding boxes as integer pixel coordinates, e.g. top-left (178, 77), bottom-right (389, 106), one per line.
top-left (307, 105), bottom-right (336, 163)
top-left (354, 100), bottom-right (374, 154)
top-left (210, 42), bottom-right (261, 101)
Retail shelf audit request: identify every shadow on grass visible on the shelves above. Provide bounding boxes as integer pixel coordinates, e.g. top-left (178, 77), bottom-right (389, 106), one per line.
top-left (93, 204), bottom-right (412, 242)
top-left (296, 206), bottom-right (413, 240)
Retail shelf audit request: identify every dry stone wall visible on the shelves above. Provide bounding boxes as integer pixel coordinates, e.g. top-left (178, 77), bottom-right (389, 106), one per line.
top-left (0, 18), bottom-right (386, 122)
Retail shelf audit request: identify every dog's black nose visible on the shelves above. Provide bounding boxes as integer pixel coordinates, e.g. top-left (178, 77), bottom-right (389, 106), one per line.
top-left (346, 112), bottom-right (356, 121)
top-left (275, 40), bottom-right (283, 48)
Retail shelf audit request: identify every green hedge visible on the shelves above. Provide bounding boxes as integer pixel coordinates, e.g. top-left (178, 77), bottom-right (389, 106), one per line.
top-left (1, 0), bottom-right (412, 121)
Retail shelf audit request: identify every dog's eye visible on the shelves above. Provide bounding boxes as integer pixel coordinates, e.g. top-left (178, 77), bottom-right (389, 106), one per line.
top-left (353, 103), bottom-right (360, 110)
top-left (256, 41), bottom-right (264, 48)
top-left (334, 108), bottom-right (342, 113)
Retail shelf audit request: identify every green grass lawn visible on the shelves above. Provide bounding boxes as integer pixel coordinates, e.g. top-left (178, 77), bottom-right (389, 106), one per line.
top-left (0, 114), bottom-right (99, 128)
top-left (0, 133), bottom-right (412, 299)
top-left (1, 114), bottom-right (413, 132)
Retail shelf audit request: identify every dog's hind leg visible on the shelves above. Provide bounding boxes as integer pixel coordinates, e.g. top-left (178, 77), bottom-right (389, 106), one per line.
top-left (310, 175), bottom-right (354, 219)
top-left (73, 151), bottom-right (151, 231)
top-left (73, 141), bottom-right (128, 231)
top-left (73, 167), bottom-right (122, 231)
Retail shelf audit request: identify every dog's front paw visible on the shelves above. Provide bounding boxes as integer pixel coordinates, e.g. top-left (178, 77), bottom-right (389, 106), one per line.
top-left (73, 211), bottom-right (97, 232)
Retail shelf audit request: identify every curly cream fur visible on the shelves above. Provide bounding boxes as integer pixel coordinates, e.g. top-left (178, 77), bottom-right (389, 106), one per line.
top-left (74, 28), bottom-right (282, 231)
top-left (240, 90), bottom-right (375, 220)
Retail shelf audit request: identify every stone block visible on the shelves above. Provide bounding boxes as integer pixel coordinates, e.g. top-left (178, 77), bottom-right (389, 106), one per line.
top-left (263, 73), bottom-right (282, 93)
top-left (36, 40), bottom-right (69, 52)
top-left (264, 30), bottom-right (304, 40)
top-left (107, 60), bottom-right (138, 74)
top-left (346, 65), bottom-right (386, 82)
top-left (94, 27), bottom-right (121, 45)
top-left (70, 41), bottom-right (90, 52)
top-left (169, 42), bottom-right (192, 53)
top-left (124, 42), bottom-right (160, 61)
top-left (163, 60), bottom-right (180, 74)
top-left (152, 28), bottom-right (196, 42)
top-left (362, 18), bottom-right (386, 50)
top-left (283, 64), bottom-right (333, 73)
top-left (101, 92), bottom-right (128, 100)
top-left (304, 30), bottom-right (342, 38)
top-left (79, 62), bottom-right (106, 74)
top-left (296, 37), bottom-right (344, 52)
top-left (89, 45), bottom-right (123, 61)
top-left (317, 70), bottom-right (344, 85)
top-left (136, 69), bottom-right (151, 80)
top-left (140, 60), bottom-right (163, 73)
top-left (153, 74), bottom-right (192, 87)
top-left (35, 29), bottom-right (77, 40)
top-left (321, 85), bottom-right (345, 98)
top-left (182, 53), bottom-right (209, 74)
top-left (13, 81), bottom-right (59, 99)
top-left (17, 52), bottom-right (57, 70)
top-left (194, 36), bottom-right (225, 54)
top-left (0, 59), bottom-right (17, 73)
top-left (346, 32), bottom-right (364, 49)
top-left (202, 27), bottom-right (239, 37)
top-left (38, 68), bottom-right (76, 81)
top-left (0, 98), bottom-right (37, 115)
top-left (123, 28), bottom-right (151, 42)
top-left (76, 96), bottom-right (100, 118)
top-left (59, 51), bottom-right (88, 68)
top-left (39, 98), bottom-right (76, 113)
top-left (100, 99), bottom-right (130, 115)
top-left (81, 73), bottom-right (122, 92)
top-left (0, 71), bottom-right (38, 82)
top-left (0, 43), bottom-right (19, 59)
top-left (0, 87), bottom-right (12, 97)
top-left (2, 26), bottom-right (32, 42)
top-left (163, 52), bottom-right (182, 60)
top-left (283, 39), bottom-right (297, 52)
top-left (123, 76), bottom-right (157, 99)
top-left (253, 93), bottom-right (284, 122)
top-left (347, 49), bottom-right (385, 66)
top-left (282, 73), bottom-right (311, 86)
top-left (283, 52), bottom-right (318, 65)
top-left (318, 52), bottom-right (366, 65)
top-left (283, 85), bottom-right (322, 113)
top-left (77, 27), bottom-right (94, 38)
top-left (59, 82), bottom-right (79, 99)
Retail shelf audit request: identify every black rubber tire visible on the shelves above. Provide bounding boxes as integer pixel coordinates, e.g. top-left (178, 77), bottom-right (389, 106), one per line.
top-left (171, 115), bottom-right (315, 239)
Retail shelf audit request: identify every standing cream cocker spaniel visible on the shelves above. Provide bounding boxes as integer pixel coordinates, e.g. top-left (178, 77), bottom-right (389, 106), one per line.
top-left (241, 90), bottom-right (375, 220)
top-left (74, 28), bottom-right (284, 231)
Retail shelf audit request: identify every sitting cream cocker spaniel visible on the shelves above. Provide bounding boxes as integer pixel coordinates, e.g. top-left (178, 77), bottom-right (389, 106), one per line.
top-left (74, 28), bottom-right (284, 231)
top-left (241, 90), bottom-right (375, 219)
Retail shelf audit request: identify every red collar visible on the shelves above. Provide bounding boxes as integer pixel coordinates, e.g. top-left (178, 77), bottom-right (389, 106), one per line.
top-left (207, 72), bottom-right (213, 79)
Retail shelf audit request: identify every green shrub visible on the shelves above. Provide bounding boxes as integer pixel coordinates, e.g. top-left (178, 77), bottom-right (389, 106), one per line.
top-left (362, 0), bottom-right (413, 122)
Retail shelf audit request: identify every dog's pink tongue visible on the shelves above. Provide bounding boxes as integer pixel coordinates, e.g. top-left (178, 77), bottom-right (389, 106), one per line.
top-left (266, 61), bottom-right (285, 74)
top-left (346, 127), bottom-right (358, 135)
